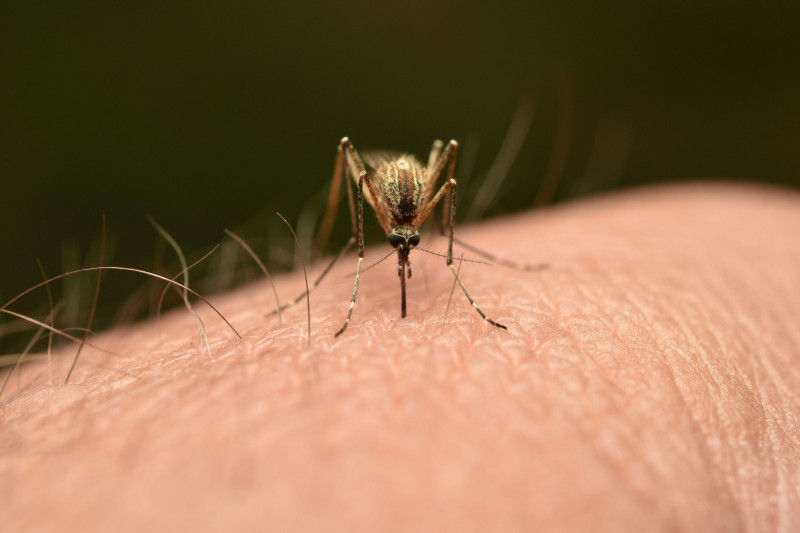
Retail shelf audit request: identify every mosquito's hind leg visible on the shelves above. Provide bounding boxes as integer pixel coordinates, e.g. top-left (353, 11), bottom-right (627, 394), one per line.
top-left (445, 180), bottom-right (506, 329)
top-left (418, 166), bottom-right (507, 329)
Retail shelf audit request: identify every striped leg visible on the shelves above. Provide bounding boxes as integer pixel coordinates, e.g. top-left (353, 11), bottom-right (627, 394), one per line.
top-left (445, 175), bottom-right (507, 330)
top-left (335, 171), bottom-right (368, 336)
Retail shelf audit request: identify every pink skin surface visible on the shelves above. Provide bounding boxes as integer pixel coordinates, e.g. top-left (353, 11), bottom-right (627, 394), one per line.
top-left (2, 183), bottom-right (799, 532)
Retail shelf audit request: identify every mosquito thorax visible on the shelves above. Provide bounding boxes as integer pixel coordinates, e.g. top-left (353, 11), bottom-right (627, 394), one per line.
top-left (388, 225), bottom-right (420, 251)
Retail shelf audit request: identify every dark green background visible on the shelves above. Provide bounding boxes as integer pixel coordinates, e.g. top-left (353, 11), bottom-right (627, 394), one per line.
top-left (2, 2), bottom-right (799, 328)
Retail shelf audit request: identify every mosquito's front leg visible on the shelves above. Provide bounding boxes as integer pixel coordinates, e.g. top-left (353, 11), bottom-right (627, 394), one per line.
top-left (447, 263), bottom-right (507, 330)
top-left (446, 180), bottom-right (506, 330)
top-left (425, 138), bottom-right (548, 272)
top-left (335, 171), bottom-right (368, 336)
top-left (418, 160), bottom-right (508, 330)
top-left (446, 177), bottom-right (456, 264)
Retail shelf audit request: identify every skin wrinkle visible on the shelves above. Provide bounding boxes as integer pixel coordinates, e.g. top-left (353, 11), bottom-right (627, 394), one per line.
top-left (693, 302), bottom-right (770, 522)
top-left (523, 249), bottom-right (731, 529)
top-left (700, 269), bottom-right (779, 523)
top-left (621, 250), bottom-right (734, 475)
top-left (620, 208), bottom-right (780, 502)
top-left (2, 182), bottom-right (800, 532)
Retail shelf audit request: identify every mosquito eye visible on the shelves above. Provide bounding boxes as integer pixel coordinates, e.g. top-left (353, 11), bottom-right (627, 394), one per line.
top-left (408, 235), bottom-right (420, 247)
top-left (388, 234), bottom-right (404, 248)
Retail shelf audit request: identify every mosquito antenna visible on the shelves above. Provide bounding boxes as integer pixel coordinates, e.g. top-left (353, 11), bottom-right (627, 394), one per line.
top-left (466, 93), bottom-right (537, 221)
top-left (224, 229), bottom-right (283, 324)
top-left (277, 213), bottom-right (312, 347)
top-left (358, 249), bottom-right (395, 275)
top-left (451, 237), bottom-right (548, 272)
top-left (416, 246), bottom-right (492, 266)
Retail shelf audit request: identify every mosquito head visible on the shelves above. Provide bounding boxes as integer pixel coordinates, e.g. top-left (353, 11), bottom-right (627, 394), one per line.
top-left (388, 225), bottom-right (420, 256)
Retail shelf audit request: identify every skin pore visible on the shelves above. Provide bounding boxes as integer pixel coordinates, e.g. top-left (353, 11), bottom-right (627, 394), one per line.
top-left (1, 182), bottom-right (799, 532)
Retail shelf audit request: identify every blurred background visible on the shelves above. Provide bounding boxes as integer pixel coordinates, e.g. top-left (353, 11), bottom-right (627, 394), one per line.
top-left (2, 1), bottom-right (799, 349)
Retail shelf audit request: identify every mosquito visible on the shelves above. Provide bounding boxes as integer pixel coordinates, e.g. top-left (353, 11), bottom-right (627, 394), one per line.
top-left (271, 137), bottom-right (542, 336)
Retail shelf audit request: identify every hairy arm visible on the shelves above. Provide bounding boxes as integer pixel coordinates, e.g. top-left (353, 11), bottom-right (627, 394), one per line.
top-left (2, 183), bottom-right (799, 532)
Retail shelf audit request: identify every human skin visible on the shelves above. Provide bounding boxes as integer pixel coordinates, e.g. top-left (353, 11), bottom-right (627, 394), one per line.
top-left (1, 182), bottom-right (798, 532)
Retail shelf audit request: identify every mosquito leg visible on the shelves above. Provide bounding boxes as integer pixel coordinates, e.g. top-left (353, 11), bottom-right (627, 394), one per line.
top-left (441, 141), bottom-right (458, 238)
top-left (427, 138), bottom-right (548, 272)
top-left (446, 144), bottom-right (548, 272)
top-left (335, 171), bottom-right (368, 336)
top-left (426, 139), bottom-right (444, 176)
top-left (440, 171), bottom-right (506, 329)
top-left (413, 140), bottom-right (458, 230)
top-left (448, 263), bottom-right (507, 330)
top-left (447, 177), bottom-right (456, 264)
top-left (312, 142), bottom-right (347, 259)
top-left (422, 140), bottom-right (458, 207)
top-left (413, 139), bottom-right (459, 240)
